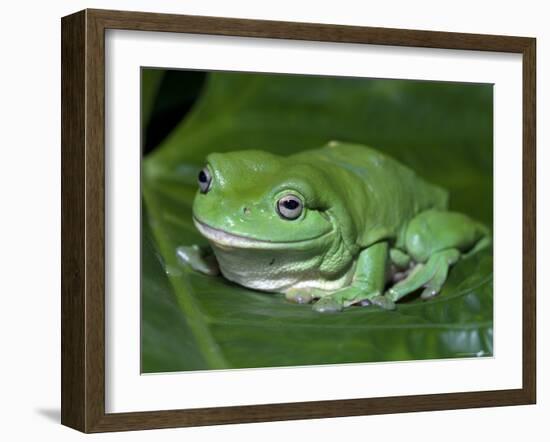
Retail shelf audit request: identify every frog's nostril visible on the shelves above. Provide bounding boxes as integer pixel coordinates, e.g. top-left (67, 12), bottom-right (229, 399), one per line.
top-left (243, 207), bottom-right (251, 215)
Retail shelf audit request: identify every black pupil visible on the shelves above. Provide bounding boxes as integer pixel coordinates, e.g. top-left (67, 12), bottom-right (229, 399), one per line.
top-left (198, 170), bottom-right (207, 183)
top-left (283, 199), bottom-right (299, 210)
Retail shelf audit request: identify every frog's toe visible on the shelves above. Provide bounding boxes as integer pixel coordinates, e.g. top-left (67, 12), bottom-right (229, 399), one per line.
top-left (285, 290), bottom-right (314, 304)
top-left (419, 257), bottom-right (452, 300)
top-left (420, 287), bottom-right (441, 300)
top-left (176, 245), bottom-right (219, 275)
top-left (312, 297), bottom-right (343, 313)
top-left (370, 295), bottom-right (396, 310)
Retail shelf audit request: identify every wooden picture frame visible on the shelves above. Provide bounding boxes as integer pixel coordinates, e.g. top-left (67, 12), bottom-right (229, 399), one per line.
top-left (61, 8), bottom-right (536, 433)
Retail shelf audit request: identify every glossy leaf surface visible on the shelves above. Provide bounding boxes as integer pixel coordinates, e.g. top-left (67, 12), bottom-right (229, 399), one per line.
top-left (141, 71), bottom-right (493, 372)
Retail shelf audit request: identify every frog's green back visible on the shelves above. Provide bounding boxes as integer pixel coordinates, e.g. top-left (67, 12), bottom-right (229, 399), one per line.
top-left (292, 142), bottom-right (448, 249)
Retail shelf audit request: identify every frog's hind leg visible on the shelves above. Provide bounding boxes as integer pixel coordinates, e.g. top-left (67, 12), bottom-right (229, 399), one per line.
top-left (386, 209), bottom-right (490, 302)
top-left (386, 249), bottom-right (460, 301)
top-left (462, 231), bottom-right (492, 259)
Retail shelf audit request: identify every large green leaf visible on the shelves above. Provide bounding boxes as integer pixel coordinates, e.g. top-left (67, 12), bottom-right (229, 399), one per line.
top-left (141, 206), bottom-right (207, 372)
top-left (141, 71), bottom-right (493, 372)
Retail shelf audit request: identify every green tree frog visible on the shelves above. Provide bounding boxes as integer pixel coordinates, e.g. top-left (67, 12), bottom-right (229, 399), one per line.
top-left (177, 142), bottom-right (491, 313)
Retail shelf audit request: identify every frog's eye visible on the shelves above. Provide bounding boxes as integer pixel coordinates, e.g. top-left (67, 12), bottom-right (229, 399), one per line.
top-left (277, 194), bottom-right (303, 220)
top-left (198, 167), bottom-right (212, 193)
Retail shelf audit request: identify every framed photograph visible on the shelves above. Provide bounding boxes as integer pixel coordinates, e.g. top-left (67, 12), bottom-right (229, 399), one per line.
top-left (61, 9), bottom-right (536, 433)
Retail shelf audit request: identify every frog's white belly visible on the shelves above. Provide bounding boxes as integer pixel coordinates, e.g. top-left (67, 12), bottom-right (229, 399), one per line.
top-left (194, 218), bottom-right (353, 293)
top-left (210, 243), bottom-right (353, 293)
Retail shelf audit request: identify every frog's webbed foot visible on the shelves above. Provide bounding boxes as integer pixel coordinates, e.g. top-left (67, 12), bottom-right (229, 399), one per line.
top-left (386, 248), bottom-right (460, 302)
top-left (284, 288), bottom-right (316, 305)
top-left (312, 296), bottom-right (344, 313)
top-left (368, 295), bottom-right (396, 310)
top-left (311, 286), bottom-right (395, 313)
top-left (176, 245), bottom-right (220, 276)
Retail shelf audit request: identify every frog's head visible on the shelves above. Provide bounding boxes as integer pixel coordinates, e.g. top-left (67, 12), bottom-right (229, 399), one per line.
top-left (192, 150), bottom-right (337, 251)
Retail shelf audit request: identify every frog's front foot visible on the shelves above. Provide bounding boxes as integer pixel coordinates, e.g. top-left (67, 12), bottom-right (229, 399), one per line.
top-left (284, 289), bottom-right (314, 305)
top-left (176, 245), bottom-right (219, 276)
top-left (312, 296), bottom-right (344, 313)
top-left (369, 295), bottom-right (396, 310)
top-left (311, 286), bottom-right (395, 313)
top-left (311, 286), bottom-right (359, 313)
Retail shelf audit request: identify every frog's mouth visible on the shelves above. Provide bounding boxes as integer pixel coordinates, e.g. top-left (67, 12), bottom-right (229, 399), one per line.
top-left (193, 216), bottom-right (332, 250)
